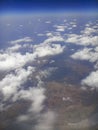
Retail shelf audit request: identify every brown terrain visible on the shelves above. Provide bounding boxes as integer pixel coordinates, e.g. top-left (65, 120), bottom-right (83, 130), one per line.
top-left (0, 58), bottom-right (97, 130)
top-left (45, 81), bottom-right (98, 130)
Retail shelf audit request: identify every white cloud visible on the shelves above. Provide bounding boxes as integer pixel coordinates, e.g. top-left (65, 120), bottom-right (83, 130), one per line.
top-left (44, 35), bottom-right (64, 44)
top-left (54, 25), bottom-right (65, 32)
top-left (38, 67), bottom-right (57, 79)
top-left (95, 61), bottom-right (98, 69)
top-left (69, 21), bottom-right (98, 90)
top-left (71, 48), bottom-right (92, 60)
top-left (14, 36), bottom-right (65, 60)
top-left (45, 21), bottom-right (51, 24)
top-left (33, 43), bottom-right (65, 57)
top-left (66, 34), bottom-right (98, 46)
top-left (17, 114), bottom-right (30, 122)
top-left (46, 32), bottom-right (53, 37)
top-left (71, 48), bottom-right (98, 62)
top-left (0, 35), bottom-right (62, 122)
top-left (81, 27), bottom-right (96, 35)
top-left (0, 66), bottom-right (34, 102)
top-left (71, 47), bottom-right (98, 89)
top-left (35, 111), bottom-right (56, 130)
top-left (94, 46), bottom-right (98, 52)
top-left (72, 24), bottom-right (77, 27)
top-left (65, 22), bottom-right (98, 46)
top-left (10, 37), bottom-right (33, 44)
top-left (82, 70), bottom-right (98, 89)
top-left (17, 87), bottom-right (46, 113)
top-left (0, 35), bottom-right (65, 73)
top-left (0, 52), bottom-right (35, 71)
top-left (85, 23), bottom-right (90, 27)
top-left (7, 44), bottom-right (22, 52)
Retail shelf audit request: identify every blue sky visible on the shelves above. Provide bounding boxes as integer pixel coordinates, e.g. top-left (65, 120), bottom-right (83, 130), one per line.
top-left (0, 0), bottom-right (98, 13)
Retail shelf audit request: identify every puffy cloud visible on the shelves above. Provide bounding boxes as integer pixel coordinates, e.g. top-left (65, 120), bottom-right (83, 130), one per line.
top-left (81, 27), bottom-right (97, 35)
top-left (69, 22), bottom-right (98, 89)
top-left (71, 48), bottom-right (98, 63)
top-left (43, 35), bottom-right (64, 44)
top-left (82, 70), bottom-right (98, 89)
top-left (72, 24), bottom-right (77, 27)
top-left (94, 46), bottom-right (98, 52)
top-left (54, 21), bottom-right (77, 32)
top-left (17, 87), bottom-right (45, 113)
top-left (71, 47), bottom-right (98, 89)
top-left (0, 35), bottom-right (65, 72)
top-left (33, 43), bottom-right (65, 57)
top-left (71, 48), bottom-right (92, 60)
top-left (0, 66), bottom-right (34, 102)
top-left (10, 37), bottom-right (33, 44)
top-left (7, 44), bottom-right (22, 52)
top-left (38, 67), bottom-right (57, 79)
top-left (66, 34), bottom-right (98, 46)
top-left (34, 34), bottom-right (65, 57)
top-left (95, 61), bottom-right (98, 69)
top-left (0, 52), bottom-right (35, 71)
top-left (69, 21), bottom-right (77, 28)
top-left (35, 111), bottom-right (56, 130)
top-left (55, 25), bottom-right (65, 32)
top-left (0, 34), bottom-right (61, 130)
top-left (65, 22), bottom-right (98, 46)
top-left (17, 114), bottom-right (30, 122)
top-left (46, 32), bottom-right (53, 37)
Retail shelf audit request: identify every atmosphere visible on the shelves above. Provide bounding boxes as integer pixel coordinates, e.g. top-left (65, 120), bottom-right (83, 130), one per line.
top-left (0, 0), bottom-right (98, 13)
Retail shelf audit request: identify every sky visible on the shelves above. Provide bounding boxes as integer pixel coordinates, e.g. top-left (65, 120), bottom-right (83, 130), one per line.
top-left (0, 0), bottom-right (98, 14)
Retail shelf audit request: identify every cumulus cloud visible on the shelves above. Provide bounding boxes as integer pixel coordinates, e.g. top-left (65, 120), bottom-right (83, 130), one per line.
top-left (17, 114), bottom-right (30, 122)
top-left (0, 66), bottom-right (34, 102)
top-left (82, 70), bottom-right (98, 89)
top-left (43, 35), bottom-right (64, 44)
top-left (71, 47), bottom-right (98, 89)
top-left (7, 44), bottom-right (22, 52)
top-left (66, 34), bottom-right (98, 46)
top-left (71, 48), bottom-right (98, 63)
top-left (10, 37), bottom-right (33, 44)
top-left (69, 21), bottom-right (98, 89)
top-left (0, 44), bottom-right (64, 72)
top-left (0, 52), bottom-right (35, 71)
top-left (65, 22), bottom-right (98, 46)
top-left (95, 47), bottom-right (98, 52)
top-left (0, 33), bottom-right (63, 129)
top-left (54, 20), bottom-right (77, 32)
top-left (33, 43), bottom-right (65, 57)
top-left (38, 67), bottom-right (57, 79)
top-left (35, 111), bottom-right (56, 130)
top-left (54, 25), bottom-right (65, 32)
top-left (81, 27), bottom-right (97, 35)
top-left (15, 87), bottom-right (45, 113)
top-left (71, 48), bottom-right (92, 60)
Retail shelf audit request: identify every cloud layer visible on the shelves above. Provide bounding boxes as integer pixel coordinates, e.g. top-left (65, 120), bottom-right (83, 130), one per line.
top-left (0, 34), bottom-right (65, 129)
top-left (0, 16), bottom-right (98, 130)
top-left (69, 21), bottom-right (98, 89)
